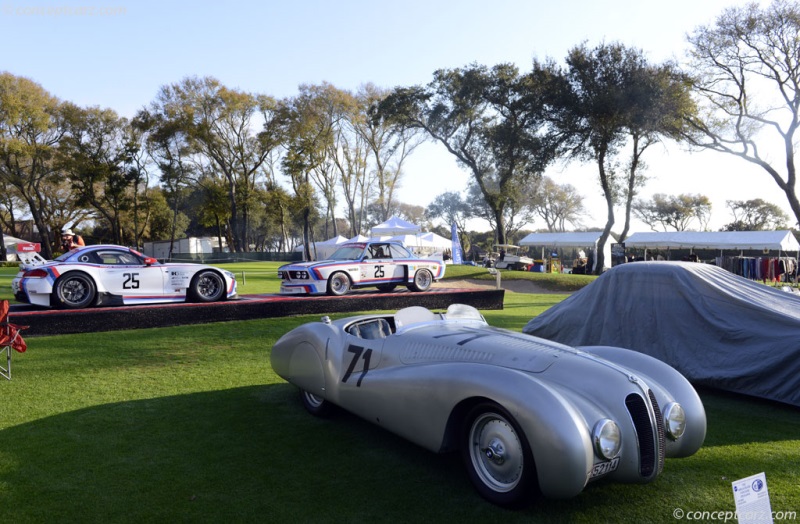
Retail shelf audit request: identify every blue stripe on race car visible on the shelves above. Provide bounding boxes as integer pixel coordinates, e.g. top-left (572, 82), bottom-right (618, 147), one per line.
top-left (124, 295), bottom-right (186, 305)
top-left (358, 278), bottom-right (403, 285)
top-left (282, 284), bottom-right (321, 294)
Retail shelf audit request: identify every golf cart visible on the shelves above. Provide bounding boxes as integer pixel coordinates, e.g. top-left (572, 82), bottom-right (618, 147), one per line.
top-left (493, 244), bottom-right (534, 271)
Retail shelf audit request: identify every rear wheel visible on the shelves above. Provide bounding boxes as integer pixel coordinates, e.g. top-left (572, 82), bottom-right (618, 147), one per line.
top-left (53, 272), bottom-right (96, 309)
top-left (326, 272), bottom-right (351, 296)
top-left (462, 402), bottom-right (537, 508)
top-left (407, 269), bottom-right (433, 292)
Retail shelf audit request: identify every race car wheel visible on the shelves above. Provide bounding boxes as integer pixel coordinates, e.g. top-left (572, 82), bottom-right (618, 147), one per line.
top-left (54, 272), bottom-right (97, 309)
top-left (301, 390), bottom-right (332, 417)
top-left (462, 402), bottom-right (537, 508)
top-left (189, 270), bottom-right (225, 302)
top-left (327, 272), bottom-right (351, 296)
top-left (376, 284), bottom-right (397, 292)
top-left (408, 268), bottom-right (433, 292)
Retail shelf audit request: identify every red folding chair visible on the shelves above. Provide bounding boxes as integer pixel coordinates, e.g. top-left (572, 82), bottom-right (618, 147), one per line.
top-left (1, 300), bottom-right (28, 380)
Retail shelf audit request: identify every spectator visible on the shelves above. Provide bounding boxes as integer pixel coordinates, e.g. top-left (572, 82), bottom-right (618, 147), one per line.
top-left (61, 229), bottom-right (86, 251)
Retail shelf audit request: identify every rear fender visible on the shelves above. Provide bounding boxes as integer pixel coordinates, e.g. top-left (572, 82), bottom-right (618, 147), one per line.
top-left (271, 325), bottom-right (338, 397)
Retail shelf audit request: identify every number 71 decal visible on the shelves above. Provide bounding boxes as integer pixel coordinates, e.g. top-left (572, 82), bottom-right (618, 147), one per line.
top-left (342, 345), bottom-right (373, 387)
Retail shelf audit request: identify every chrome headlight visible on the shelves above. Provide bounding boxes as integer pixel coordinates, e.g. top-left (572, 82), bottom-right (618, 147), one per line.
top-left (592, 419), bottom-right (622, 459)
top-left (663, 402), bottom-right (686, 440)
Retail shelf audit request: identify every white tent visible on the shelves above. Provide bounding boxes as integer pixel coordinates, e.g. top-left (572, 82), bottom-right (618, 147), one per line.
top-left (371, 216), bottom-right (420, 236)
top-left (2, 235), bottom-right (31, 261)
top-left (420, 232), bottom-right (454, 249)
top-left (519, 232), bottom-right (613, 272)
top-left (294, 235), bottom-right (349, 260)
top-left (624, 230), bottom-right (800, 252)
top-left (347, 234), bottom-right (370, 243)
top-left (388, 234), bottom-right (435, 248)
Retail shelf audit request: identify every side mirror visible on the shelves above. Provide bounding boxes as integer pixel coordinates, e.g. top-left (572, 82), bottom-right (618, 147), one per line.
top-left (144, 257), bottom-right (157, 266)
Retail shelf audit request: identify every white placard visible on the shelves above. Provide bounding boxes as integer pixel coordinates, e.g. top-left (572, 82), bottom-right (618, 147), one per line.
top-left (169, 270), bottom-right (190, 288)
top-left (732, 472), bottom-right (773, 524)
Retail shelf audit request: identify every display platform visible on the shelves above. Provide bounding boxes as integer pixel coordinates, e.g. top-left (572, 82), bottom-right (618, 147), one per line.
top-left (8, 287), bottom-right (505, 336)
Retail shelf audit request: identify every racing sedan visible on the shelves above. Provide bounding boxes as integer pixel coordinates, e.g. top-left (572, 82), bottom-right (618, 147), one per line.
top-left (277, 241), bottom-right (445, 296)
top-left (271, 304), bottom-right (706, 507)
top-left (12, 244), bottom-right (237, 309)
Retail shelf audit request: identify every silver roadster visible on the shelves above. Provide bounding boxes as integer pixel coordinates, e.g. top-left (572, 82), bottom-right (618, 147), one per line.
top-left (270, 304), bottom-right (706, 507)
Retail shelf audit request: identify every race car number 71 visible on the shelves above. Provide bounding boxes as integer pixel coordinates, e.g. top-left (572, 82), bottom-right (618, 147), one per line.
top-left (342, 345), bottom-right (372, 387)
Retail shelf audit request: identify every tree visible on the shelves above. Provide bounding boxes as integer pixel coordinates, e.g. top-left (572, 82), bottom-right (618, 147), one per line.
top-left (279, 84), bottom-right (340, 260)
top-left (556, 42), bottom-right (694, 272)
top-left (425, 191), bottom-right (473, 248)
top-left (58, 104), bottom-right (132, 245)
top-left (121, 116), bottom-right (155, 249)
top-left (378, 63), bottom-right (562, 245)
top-left (529, 176), bottom-right (585, 232)
top-left (465, 181), bottom-right (536, 243)
top-left (632, 193), bottom-right (712, 231)
top-left (136, 107), bottom-right (195, 258)
top-left (332, 105), bottom-right (371, 237)
top-left (723, 198), bottom-right (789, 230)
top-left (686, 0), bottom-right (800, 229)
top-left (617, 62), bottom-right (695, 241)
top-left (152, 76), bottom-right (280, 252)
top-left (307, 85), bottom-right (356, 240)
top-left (357, 84), bottom-right (424, 222)
top-left (0, 73), bottom-right (67, 258)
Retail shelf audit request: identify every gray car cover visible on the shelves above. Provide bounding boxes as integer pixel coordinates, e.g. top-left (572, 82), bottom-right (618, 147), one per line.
top-left (523, 261), bottom-right (800, 406)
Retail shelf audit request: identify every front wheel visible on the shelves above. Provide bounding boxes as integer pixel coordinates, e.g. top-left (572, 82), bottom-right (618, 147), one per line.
top-left (190, 270), bottom-right (225, 302)
top-left (462, 403), bottom-right (537, 508)
top-left (326, 272), bottom-right (351, 296)
top-left (301, 390), bottom-right (332, 417)
top-left (53, 272), bottom-right (96, 309)
top-left (407, 269), bottom-right (433, 292)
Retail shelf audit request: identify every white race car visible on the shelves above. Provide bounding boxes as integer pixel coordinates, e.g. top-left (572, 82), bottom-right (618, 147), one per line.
top-left (278, 241), bottom-right (445, 296)
top-left (11, 244), bottom-right (237, 309)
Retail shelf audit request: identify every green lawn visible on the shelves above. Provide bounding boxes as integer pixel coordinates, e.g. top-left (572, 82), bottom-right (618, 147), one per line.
top-left (1, 264), bottom-right (798, 522)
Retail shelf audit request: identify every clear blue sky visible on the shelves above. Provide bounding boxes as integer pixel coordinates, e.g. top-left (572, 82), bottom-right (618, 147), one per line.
top-left (1, 0), bottom-right (787, 231)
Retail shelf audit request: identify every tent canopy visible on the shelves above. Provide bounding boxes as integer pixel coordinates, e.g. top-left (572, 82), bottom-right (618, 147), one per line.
top-left (371, 216), bottom-right (420, 236)
top-left (387, 234), bottom-right (435, 248)
top-left (2, 235), bottom-right (30, 261)
top-left (519, 231), bottom-right (613, 271)
top-left (519, 232), bottom-right (607, 248)
top-left (624, 231), bottom-right (800, 251)
top-left (420, 232), bottom-right (453, 248)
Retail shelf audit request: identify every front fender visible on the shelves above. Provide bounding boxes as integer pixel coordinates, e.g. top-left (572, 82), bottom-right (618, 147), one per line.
top-left (579, 345), bottom-right (706, 458)
top-left (371, 364), bottom-right (595, 499)
top-left (490, 371), bottom-right (595, 499)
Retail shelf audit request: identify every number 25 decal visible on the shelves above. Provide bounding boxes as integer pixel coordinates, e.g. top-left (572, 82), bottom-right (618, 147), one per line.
top-left (342, 345), bottom-right (373, 387)
top-left (122, 272), bottom-right (140, 289)
top-left (374, 265), bottom-right (385, 278)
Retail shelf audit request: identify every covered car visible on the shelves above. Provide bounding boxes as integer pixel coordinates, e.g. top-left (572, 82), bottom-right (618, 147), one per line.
top-left (12, 244), bottom-right (237, 309)
top-left (271, 303), bottom-right (706, 507)
top-left (523, 261), bottom-right (800, 407)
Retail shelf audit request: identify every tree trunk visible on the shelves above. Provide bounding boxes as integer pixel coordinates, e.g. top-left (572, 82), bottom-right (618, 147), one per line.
top-left (494, 207), bottom-right (506, 245)
top-left (0, 228), bottom-right (7, 261)
top-left (596, 152), bottom-right (615, 275)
